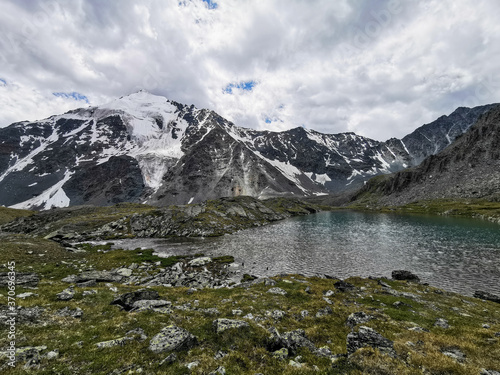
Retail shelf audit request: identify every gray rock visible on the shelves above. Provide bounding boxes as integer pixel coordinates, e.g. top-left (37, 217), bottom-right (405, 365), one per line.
top-left (56, 287), bottom-right (75, 301)
top-left (213, 318), bottom-right (249, 334)
top-left (481, 370), bottom-right (500, 375)
top-left (346, 326), bottom-right (395, 356)
top-left (116, 268), bottom-right (133, 277)
top-left (61, 275), bottom-right (78, 283)
top-left (315, 346), bottom-right (333, 357)
top-left (346, 312), bottom-right (373, 328)
top-left (214, 350), bottom-right (228, 360)
top-left (45, 350), bottom-right (59, 360)
top-left (76, 270), bottom-right (122, 283)
top-left (188, 257), bottom-right (212, 267)
top-left (268, 328), bottom-right (317, 356)
top-left (77, 279), bottom-right (97, 287)
top-left (300, 310), bottom-right (309, 318)
top-left (267, 287), bottom-right (287, 296)
top-left (324, 290), bottom-right (335, 297)
top-left (111, 289), bottom-right (160, 311)
top-left (334, 280), bottom-right (355, 292)
top-left (0, 272), bottom-right (39, 288)
top-left (434, 318), bottom-right (450, 329)
top-left (315, 306), bottom-right (333, 318)
top-left (149, 325), bottom-right (197, 354)
top-left (392, 270), bottom-right (420, 282)
top-left (83, 289), bottom-right (97, 296)
top-left (474, 291), bottom-right (500, 304)
top-left (186, 361), bottom-right (199, 370)
top-left (17, 292), bottom-right (38, 299)
top-left (267, 310), bottom-right (286, 320)
top-left (55, 307), bottom-right (83, 319)
top-left (441, 347), bottom-right (466, 363)
top-left (130, 299), bottom-right (171, 312)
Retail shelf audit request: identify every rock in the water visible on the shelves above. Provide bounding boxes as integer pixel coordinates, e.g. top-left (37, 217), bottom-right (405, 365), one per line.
top-left (111, 289), bottom-right (160, 311)
top-left (56, 287), bottom-right (75, 301)
top-left (0, 272), bottom-right (39, 287)
top-left (434, 318), bottom-right (450, 329)
top-left (474, 291), bottom-right (500, 304)
top-left (213, 318), bottom-right (249, 334)
top-left (268, 328), bottom-right (317, 356)
top-left (346, 312), bottom-right (373, 328)
top-left (267, 287), bottom-right (287, 296)
top-left (346, 326), bottom-right (395, 356)
top-left (149, 325), bottom-right (197, 354)
top-left (334, 280), bottom-right (355, 292)
top-left (391, 270), bottom-right (420, 283)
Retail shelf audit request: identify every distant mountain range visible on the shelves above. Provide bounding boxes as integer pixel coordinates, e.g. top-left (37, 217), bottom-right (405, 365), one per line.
top-left (352, 103), bottom-right (500, 205)
top-left (0, 91), bottom-right (496, 209)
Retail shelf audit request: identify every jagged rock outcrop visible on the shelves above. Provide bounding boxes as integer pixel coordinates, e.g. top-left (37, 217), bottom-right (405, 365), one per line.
top-left (352, 104), bottom-right (500, 205)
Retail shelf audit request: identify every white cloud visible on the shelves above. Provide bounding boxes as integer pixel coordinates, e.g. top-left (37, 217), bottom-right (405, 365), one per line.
top-left (0, 0), bottom-right (499, 141)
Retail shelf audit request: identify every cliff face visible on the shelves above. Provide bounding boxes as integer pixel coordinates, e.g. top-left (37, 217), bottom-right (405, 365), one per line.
top-left (353, 105), bottom-right (500, 206)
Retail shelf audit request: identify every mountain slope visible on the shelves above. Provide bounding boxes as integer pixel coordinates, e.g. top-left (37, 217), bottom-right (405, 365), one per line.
top-left (353, 104), bottom-right (500, 206)
top-left (0, 91), bottom-right (495, 209)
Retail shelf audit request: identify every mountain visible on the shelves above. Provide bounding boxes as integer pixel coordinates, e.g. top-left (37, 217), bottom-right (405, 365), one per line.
top-left (0, 91), bottom-right (496, 209)
top-left (352, 104), bottom-right (500, 205)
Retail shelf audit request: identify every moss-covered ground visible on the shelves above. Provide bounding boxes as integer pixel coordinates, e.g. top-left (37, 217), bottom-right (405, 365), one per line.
top-left (1, 239), bottom-right (499, 374)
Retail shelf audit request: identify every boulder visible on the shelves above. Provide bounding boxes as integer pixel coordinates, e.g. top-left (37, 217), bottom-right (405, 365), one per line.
top-left (111, 289), bottom-right (160, 311)
top-left (434, 318), bottom-right (450, 329)
top-left (56, 287), bottom-right (75, 301)
top-left (130, 299), bottom-right (171, 312)
top-left (149, 325), bottom-right (197, 354)
top-left (474, 291), bottom-right (500, 304)
top-left (441, 347), bottom-right (466, 363)
top-left (268, 328), bottom-right (317, 356)
top-left (346, 326), bottom-right (395, 357)
top-left (55, 307), bottom-right (83, 319)
top-left (391, 270), bottom-right (420, 283)
top-left (213, 318), bottom-right (249, 334)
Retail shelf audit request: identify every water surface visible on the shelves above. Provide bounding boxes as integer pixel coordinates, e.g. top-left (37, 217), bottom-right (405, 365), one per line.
top-left (109, 211), bottom-right (500, 296)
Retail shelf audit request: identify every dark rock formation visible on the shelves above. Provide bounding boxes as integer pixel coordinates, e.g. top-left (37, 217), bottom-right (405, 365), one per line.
top-left (392, 270), bottom-right (421, 283)
top-left (346, 326), bottom-right (396, 356)
top-left (111, 289), bottom-right (160, 311)
top-left (149, 325), bottom-right (197, 354)
top-left (474, 291), bottom-right (500, 304)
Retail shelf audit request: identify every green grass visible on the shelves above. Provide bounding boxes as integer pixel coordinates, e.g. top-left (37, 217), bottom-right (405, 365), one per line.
top-left (0, 206), bottom-right (34, 225)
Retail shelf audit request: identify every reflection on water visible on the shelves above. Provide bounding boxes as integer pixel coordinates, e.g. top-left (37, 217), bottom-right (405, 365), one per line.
top-left (109, 211), bottom-right (500, 296)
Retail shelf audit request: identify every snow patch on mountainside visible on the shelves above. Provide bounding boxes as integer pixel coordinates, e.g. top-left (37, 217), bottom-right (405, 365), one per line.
top-left (11, 170), bottom-right (73, 210)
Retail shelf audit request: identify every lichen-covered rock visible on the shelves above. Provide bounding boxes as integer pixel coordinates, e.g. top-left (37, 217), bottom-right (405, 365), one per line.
top-left (213, 318), bottom-right (249, 334)
top-left (56, 287), bottom-right (75, 301)
top-left (55, 307), bottom-right (83, 319)
top-left (272, 348), bottom-right (289, 360)
top-left (130, 299), bottom-right (171, 312)
top-left (111, 289), bottom-right (160, 311)
top-left (149, 325), bottom-right (197, 354)
top-left (346, 312), bottom-right (373, 328)
top-left (346, 326), bottom-right (395, 356)
top-left (268, 328), bottom-right (317, 356)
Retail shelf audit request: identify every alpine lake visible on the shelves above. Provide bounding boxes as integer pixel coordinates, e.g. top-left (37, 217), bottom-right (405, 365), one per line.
top-left (107, 210), bottom-right (500, 296)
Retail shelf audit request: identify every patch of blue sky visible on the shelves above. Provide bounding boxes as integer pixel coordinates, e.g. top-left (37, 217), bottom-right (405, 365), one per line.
top-left (53, 92), bottom-right (89, 103)
top-left (202, 0), bottom-right (218, 9)
top-left (223, 80), bottom-right (256, 94)
top-left (0, 78), bottom-right (6, 86)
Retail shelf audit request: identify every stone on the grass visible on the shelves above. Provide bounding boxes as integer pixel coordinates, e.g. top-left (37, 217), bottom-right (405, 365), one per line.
top-left (267, 287), bottom-right (287, 296)
top-left (434, 318), bottom-right (450, 329)
top-left (346, 312), bottom-right (373, 328)
top-left (213, 318), bottom-right (249, 334)
top-left (111, 289), bottom-right (160, 311)
top-left (56, 287), bottom-right (75, 301)
top-left (149, 325), bottom-right (197, 354)
top-left (346, 326), bottom-right (395, 357)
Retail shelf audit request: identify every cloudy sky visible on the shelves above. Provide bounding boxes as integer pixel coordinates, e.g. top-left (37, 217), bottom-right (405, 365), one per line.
top-left (1, 0), bottom-right (499, 140)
